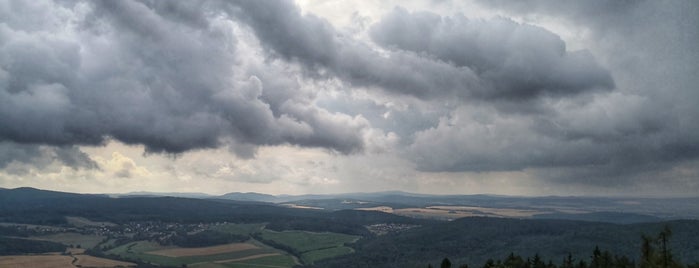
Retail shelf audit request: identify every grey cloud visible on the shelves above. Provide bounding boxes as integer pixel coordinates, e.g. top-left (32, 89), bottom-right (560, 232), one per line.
top-left (0, 0), bottom-right (369, 155)
top-left (475, 0), bottom-right (646, 33)
top-left (225, 1), bottom-right (481, 101)
top-left (0, 142), bottom-right (97, 170)
top-left (225, 1), bottom-right (612, 104)
top-left (404, 0), bottom-right (699, 185)
top-left (369, 8), bottom-right (614, 100)
top-left (460, 0), bottom-right (699, 175)
top-left (407, 108), bottom-right (611, 172)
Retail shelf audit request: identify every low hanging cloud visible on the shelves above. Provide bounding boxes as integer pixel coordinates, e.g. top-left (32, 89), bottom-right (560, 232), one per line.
top-left (225, 1), bottom-right (613, 104)
top-left (0, 0), bottom-right (374, 156)
top-left (369, 8), bottom-right (614, 100)
top-left (405, 0), bottom-right (699, 182)
top-left (0, 142), bottom-right (97, 171)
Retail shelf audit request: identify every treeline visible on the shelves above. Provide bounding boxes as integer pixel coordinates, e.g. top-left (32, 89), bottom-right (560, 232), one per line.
top-left (167, 230), bottom-right (248, 247)
top-left (428, 227), bottom-right (699, 268)
top-left (315, 218), bottom-right (699, 268)
top-left (0, 237), bottom-right (65, 255)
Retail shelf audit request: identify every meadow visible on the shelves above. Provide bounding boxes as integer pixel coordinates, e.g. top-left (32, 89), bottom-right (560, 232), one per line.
top-left (258, 229), bottom-right (359, 264)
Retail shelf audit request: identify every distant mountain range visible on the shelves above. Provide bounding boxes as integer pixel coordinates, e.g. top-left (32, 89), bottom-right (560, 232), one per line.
top-left (4, 187), bottom-right (699, 224)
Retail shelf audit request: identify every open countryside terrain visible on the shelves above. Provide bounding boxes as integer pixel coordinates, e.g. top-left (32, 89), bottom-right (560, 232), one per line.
top-left (2, 188), bottom-right (699, 268)
top-left (147, 242), bottom-right (260, 257)
top-left (30, 232), bottom-right (106, 249)
top-left (257, 230), bottom-right (360, 264)
top-left (0, 253), bottom-right (136, 268)
top-left (105, 240), bottom-right (294, 267)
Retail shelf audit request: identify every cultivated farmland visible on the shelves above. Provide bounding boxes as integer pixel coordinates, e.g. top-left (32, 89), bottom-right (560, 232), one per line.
top-left (106, 240), bottom-right (296, 267)
top-left (258, 230), bottom-right (359, 264)
top-left (0, 254), bottom-right (136, 268)
top-left (0, 255), bottom-right (74, 268)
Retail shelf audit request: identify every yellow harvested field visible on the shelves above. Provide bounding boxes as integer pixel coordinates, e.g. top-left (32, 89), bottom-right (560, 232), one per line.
top-left (426, 206), bottom-right (545, 217)
top-left (74, 255), bottom-right (136, 267)
top-left (355, 206), bottom-right (394, 213)
top-left (357, 205), bottom-right (547, 220)
top-left (393, 208), bottom-right (478, 220)
top-left (65, 248), bottom-right (86, 255)
top-left (214, 253), bottom-right (281, 263)
top-left (282, 204), bottom-right (324, 210)
top-left (147, 243), bottom-right (260, 257)
top-left (0, 255), bottom-right (74, 268)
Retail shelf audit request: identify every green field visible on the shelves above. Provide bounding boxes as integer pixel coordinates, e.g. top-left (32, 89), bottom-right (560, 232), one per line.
top-left (210, 223), bottom-right (265, 236)
top-left (222, 254), bottom-right (298, 268)
top-left (106, 240), bottom-right (295, 267)
top-left (30, 232), bottom-right (105, 249)
top-left (300, 246), bottom-right (354, 264)
top-left (259, 230), bottom-right (359, 264)
top-left (65, 216), bottom-right (116, 227)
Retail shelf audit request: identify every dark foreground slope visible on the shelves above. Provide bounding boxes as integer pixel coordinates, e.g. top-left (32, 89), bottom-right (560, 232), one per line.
top-left (316, 217), bottom-right (699, 268)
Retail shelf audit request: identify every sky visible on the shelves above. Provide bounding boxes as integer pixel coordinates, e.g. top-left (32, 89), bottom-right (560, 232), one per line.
top-left (0, 0), bottom-right (697, 196)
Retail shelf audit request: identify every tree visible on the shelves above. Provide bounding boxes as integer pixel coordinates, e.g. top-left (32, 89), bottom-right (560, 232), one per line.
top-left (531, 254), bottom-right (546, 268)
top-left (562, 253), bottom-right (575, 268)
top-left (640, 234), bottom-right (655, 268)
top-left (504, 252), bottom-right (527, 268)
top-left (441, 258), bottom-right (452, 268)
top-left (658, 226), bottom-right (672, 268)
top-left (640, 226), bottom-right (682, 268)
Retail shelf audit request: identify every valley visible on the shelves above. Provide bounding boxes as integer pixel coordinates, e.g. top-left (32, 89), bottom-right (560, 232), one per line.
top-left (1, 187), bottom-right (699, 268)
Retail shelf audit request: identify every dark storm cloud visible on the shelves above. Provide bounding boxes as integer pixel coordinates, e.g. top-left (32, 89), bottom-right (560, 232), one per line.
top-left (408, 0), bottom-right (699, 184)
top-left (0, 0), bottom-right (367, 155)
top-left (369, 8), bottom-right (614, 100)
top-left (0, 142), bottom-right (97, 171)
top-left (224, 1), bottom-right (612, 103)
top-left (225, 1), bottom-right (477, 100)
top-left (2, 0), bottom-right (697, 194)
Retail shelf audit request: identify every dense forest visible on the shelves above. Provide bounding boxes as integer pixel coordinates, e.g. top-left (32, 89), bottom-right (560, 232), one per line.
top-left (419, 227), bottom-right (698, 268)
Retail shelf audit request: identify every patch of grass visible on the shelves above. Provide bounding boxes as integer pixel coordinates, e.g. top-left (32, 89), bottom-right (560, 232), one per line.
top-left (210, 223), bottom-right (265, 236)
top-left (191, 263), bottom-right (229, 268)
top-left (65, 216), bottom-right (116, 227)
top-left (301, 246), bottom-right (354, 264)
top-left (259, 230), bottom-right (358, 253)
top-left (107, 241), bottom-right (281, 267)
top-left (106, 241), bottom-right (165, 255)
top-left (174, 248), bottom-right (278, 264)
top-left (30, 232), bottom-right (105, 249)
top-left (223, 254), bottom-right (297, 268)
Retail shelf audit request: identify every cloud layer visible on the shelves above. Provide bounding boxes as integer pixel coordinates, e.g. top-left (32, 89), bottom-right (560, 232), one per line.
top-left (0, 0), bottom-right (697, 195)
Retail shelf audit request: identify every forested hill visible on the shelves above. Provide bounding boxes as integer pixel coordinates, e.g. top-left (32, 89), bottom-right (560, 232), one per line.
top-left (0, 187), bottom-right (419, 236)
top-left (316, 217), bottom-right (699, 268)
